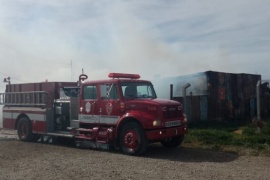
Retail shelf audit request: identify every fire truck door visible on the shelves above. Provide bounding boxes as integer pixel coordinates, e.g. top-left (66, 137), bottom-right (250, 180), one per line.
top-left (79, 85), bottom-right (99, 124)
top-left (98, 84), bottom-right (121, 125)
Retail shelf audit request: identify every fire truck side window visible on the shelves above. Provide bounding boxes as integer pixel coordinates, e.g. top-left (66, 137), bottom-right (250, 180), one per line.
top-left (121, 82), bottom-right (157, 99)
top-left (83, 85), bottom-right (97, 99)
top-left (100, 84), bottom-right (119, 100)
top-left (137, 85), bottom-right (155, 97)
top-left (109, 84), bottom-right (119, 100)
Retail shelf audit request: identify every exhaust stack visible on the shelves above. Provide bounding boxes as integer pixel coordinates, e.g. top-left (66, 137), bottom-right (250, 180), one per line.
top-left (182, 83), bottom-right (191, 114)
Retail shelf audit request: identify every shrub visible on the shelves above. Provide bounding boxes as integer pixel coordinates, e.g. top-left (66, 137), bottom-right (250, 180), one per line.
top-left (261, 122), bottom-right (270, 136)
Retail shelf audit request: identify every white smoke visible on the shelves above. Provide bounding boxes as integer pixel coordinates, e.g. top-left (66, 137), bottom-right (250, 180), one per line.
top-left (0, 0), bottom-right (270, 127)
top-left (0, 1), bottom-right (269, 99)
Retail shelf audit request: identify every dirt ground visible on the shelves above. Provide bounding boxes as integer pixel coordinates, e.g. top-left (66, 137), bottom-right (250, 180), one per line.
top-left (0, 129), bottom-right (270, 180)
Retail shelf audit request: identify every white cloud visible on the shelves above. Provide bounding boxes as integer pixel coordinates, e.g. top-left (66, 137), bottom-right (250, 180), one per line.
top-left (0, 0), bottom-right (269, 84)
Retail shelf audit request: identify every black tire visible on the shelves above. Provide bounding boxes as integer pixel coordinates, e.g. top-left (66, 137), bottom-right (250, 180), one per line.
top-left (161, 135), bottom-right (184, 148)
top-left (119, 122), bottom-right (148, 155)
top-left (17, 117), bottom-right (35, 142)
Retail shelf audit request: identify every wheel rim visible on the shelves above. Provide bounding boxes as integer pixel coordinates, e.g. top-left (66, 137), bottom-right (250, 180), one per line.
top-left (124, 130), bottom-right (139, 149)
top-left (19, 122), bottom-right (28, 139)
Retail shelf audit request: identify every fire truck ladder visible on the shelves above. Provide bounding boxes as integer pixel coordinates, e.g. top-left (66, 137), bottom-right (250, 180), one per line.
top-left (0, 91), bottom-right (50, 107)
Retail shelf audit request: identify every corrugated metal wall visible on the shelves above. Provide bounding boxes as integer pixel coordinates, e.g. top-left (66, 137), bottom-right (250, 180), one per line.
top-left (206, 71), bottom-right (261, 121)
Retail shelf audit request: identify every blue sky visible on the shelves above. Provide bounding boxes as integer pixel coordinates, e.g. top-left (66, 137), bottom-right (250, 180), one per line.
top-left (0, 0), bottom-right (270, 87)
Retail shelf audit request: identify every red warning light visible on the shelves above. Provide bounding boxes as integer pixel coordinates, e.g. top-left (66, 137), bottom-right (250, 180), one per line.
top-left (108, 73), bottom-right (140, 79)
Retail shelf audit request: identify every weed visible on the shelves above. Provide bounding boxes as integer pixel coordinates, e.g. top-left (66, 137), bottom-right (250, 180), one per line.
top-left (190, 129), bottom-right (233, 145)
top-left (185, 121), bottom-right (270, 156)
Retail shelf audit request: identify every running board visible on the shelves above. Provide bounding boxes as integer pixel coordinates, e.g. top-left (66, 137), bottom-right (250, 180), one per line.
top-left (46, 132), bottom-right (74, 138)
top-left (67, 127), bottom-right (94, 132)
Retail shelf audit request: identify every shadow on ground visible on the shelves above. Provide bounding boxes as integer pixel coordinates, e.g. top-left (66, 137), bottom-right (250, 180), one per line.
top-left (141, 143), bottom-right (239, 163)
top-left (39, 139), bottom-right (239, 163)
top-left (0, 131), bottom-right (239, 163)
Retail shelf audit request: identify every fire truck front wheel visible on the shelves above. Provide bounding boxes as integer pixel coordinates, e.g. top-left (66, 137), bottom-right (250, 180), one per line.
top-left (17, 117), bottom-right (36, 142)
top-left (119, 122), bottom-right (148, 155)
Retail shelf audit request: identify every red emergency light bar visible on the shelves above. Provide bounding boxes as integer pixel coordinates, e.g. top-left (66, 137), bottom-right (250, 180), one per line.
top-left (108, 73), bottom-right (140, 79)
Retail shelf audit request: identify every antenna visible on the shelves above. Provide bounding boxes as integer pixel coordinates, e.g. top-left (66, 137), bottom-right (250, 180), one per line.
top-left (71, 60), bottom-right (72, 81)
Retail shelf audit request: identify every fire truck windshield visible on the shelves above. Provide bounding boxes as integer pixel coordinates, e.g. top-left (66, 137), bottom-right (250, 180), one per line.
top-left (121, 82), bottom-right (157, 99)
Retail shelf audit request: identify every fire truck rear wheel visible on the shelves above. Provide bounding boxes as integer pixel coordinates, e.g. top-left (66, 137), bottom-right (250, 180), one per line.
top-left (161, 135), bottom-right (184, 148)
top-left (119, 122), bottom-right (148, 155)
top-left (17, 117), bottom-right (35, 142)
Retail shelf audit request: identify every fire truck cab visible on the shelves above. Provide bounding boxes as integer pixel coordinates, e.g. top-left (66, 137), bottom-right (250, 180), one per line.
top-left (0, 73), bottom-right (188, 155)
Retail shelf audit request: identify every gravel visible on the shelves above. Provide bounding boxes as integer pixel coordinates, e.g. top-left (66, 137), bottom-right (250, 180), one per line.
top-left (0, 129), bottom-right (270, 180)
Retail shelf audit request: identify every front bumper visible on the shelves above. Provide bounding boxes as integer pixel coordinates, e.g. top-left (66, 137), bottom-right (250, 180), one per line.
top-left (145, 125), bottom-right (188, 141)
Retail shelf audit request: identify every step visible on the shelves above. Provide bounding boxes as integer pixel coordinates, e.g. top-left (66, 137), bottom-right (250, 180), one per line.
top-left (70, 120), bottom-right (79, 128)
top-left (46, 132), bottom-right (74, 138)
top-left (67, 127), bottom-right (94, 133)
top-left (77, 128), bottom-right (94, 132)
top-left (75, 135), bottom-right (95, 141)
top-left (67, 127), bottom-right (77, 131)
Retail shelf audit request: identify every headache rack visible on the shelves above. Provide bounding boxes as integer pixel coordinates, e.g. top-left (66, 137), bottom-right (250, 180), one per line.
top-left (0, 91), bottom-right (51, 107)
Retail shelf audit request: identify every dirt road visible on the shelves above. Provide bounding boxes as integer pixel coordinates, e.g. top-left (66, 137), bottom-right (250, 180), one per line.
top-left (0, 130), bottom-right (270, 180)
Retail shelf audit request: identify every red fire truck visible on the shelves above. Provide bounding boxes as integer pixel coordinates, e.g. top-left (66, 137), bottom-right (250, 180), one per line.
top-left (0, 73), bottom-right (188, 155)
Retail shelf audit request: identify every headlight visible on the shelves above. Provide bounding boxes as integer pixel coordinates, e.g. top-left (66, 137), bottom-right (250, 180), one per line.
top-left (153, 120), bottom-right (161, 126)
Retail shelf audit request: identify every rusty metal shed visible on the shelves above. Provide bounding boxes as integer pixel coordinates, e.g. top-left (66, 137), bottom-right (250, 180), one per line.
top-left (153, 71), bottom-right (262, 122)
